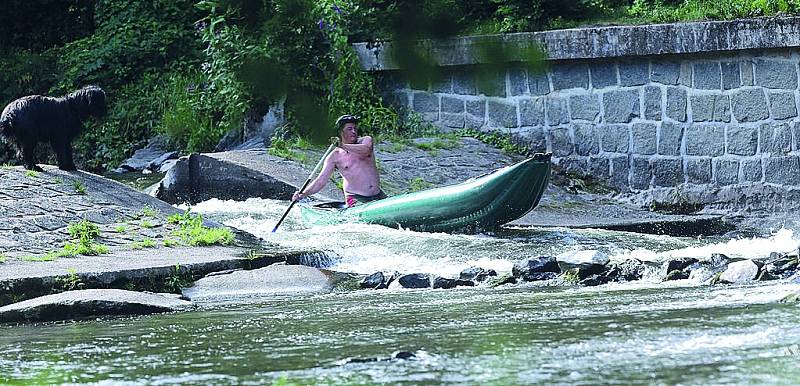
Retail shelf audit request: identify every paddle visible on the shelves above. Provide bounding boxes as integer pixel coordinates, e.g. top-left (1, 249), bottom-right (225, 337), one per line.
top-left (271, 141), bottom-right (338, 233)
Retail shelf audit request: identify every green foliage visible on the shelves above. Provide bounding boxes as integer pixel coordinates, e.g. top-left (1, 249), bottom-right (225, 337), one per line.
top-left (131, 238), bottom-right (157, 250)
top-left (268, 136), bottom-right (311, 163)
top-left (64, 220), bottom-right (108, 256)
top-left (24, 170), bottom-right (40, 178)
top-left (164, 263), bottom-right (192, 293)
top-left (167, 211), bottom-right (234, 246)
top-left (115, 225), bottom-right (128, 233)
top-left (140, 220), bottom-right (154, 229)
top-left (0, 254), bottom-right (6, 264)
top-left (139, 205), bottom-right (159, 218)
top-left (163, 238), bottom-right (179, 247)
top-left (72, 180), bottom-right (87, 194)
top-left (627, 0), bottom-right (800, 23)
top-left (459, 129), bottom-right (529, 155)
top-left (408, 177), bottom-right (434, 192)
top-left (57, 268), bottom-right (85, 291)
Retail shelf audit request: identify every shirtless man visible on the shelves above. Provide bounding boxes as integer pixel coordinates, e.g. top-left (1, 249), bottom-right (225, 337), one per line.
top-left (291, 114), bottom-right (386, 207)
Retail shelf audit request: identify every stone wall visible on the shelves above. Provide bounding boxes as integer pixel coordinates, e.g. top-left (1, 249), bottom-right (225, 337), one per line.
top-left (354, 17), bottom-right (800, 211)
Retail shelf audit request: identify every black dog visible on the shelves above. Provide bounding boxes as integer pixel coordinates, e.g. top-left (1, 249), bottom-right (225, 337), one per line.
top-left (0, 85), bottom-right (107, 171)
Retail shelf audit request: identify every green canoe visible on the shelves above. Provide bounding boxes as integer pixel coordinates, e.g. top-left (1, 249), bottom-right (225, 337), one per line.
top-left (300, 153), bottom-right (551, 233)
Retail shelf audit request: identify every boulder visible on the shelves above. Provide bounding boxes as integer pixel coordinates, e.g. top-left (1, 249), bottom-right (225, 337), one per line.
top-left (717, 260), bottom-right (761, 284)
top-left (146, 151), bottom-right (179, 172)
top-left (660, 257), bottom-right (700, 281)
top-left (0, 289), bottom-right (191, 324)
top-left (182, 265), bottom-right (346, 301)
top-left (781, 290), bottom-right (800, 303)
top-left (512, 256), bottom-right (560, 281)
top-left (432, 276), bottom-right (458, 289)
top-left (394, 273), bottom-right (431, 289)
top-left (114, 136), bottom-right (174, 173)
top-left (360, 272), bottom-right (385, 289)
top-left (603, 259), bottom-right (646, 282)
top-left (556, 250), bottom-right (609, 282)
top-left (459, 266), bottom-right (497, 282)
top-left (487, 273), bottom-right (518, 287)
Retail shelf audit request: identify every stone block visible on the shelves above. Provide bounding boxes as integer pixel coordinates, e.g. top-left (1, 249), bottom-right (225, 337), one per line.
top-left (740, 61), bottom-right (754, 86)
top-left (686, 158), bottom-right (712, 184)
top-left (793, 122), bottom-right (800, 151)
top-left (487, 100), bottom-right (518, 128)
top-left (610, 155), bottom-right (630, 190)
top-left (519, 98), bottom-right (545, 126)
top-left (732, 89), bottom-right (769, 122)
top-left (569, 94), bottom-right (600, 121)
top-left (666, 87), bottom-right (687, 122)
top-left (693, 62), bottom-right (721, 90)
top-left (686, 125), bottom-right (725, 156)
top-left (477, 69), bottom-right (506, 97)
top-left (453, 68), bottom-right (477, 95)
top-left (679, 63), bottom-right (692, 86)
top-left (590, 62), bottom-right (617, 89)
top-left (741, 158), bottom-right (762, 182)
top-left (755, 59), bottom-right (798, 89)
top-left (630, 156), bottom-right (651, 190)
top-left (547, 127), bottom-right (574, 157)
top-left (658, 121), bottom-right (684, 156)
top-left (764, 156), bottom-right (800, 185)
top-left (714, 158), bottom-right (739, 186)
top-left (603, 89), bottom-right (639, 123)
top-left (516, 127), bottom-right (547, 153)
top-left (588, 156), bottom-right (610, 180)
top-left (769, 92), bottom-right (797, 120)
top-left (721, 62), bottom-right (741, 90)
top-left (651, 158), bottom-right (684, 187)
top-left (559, 157), bottom-right (588, 175)
top-left (551, 63), bottom-right (589, 90)
top-left (619, 62), bottom-right (649, 86)
top-left (440, 113), bottom-right (465, 129)
top-left (599, 125), bottom-right (629, 153)
top-left (573, 123), bottom-right (599, 156)
top-left (651, 61), bottom-right (680, 85)
top-left (528, 72), bottom-right (550, 96)
top-left (644, 86), bottom-right (662, 121)
top-left (546, 97), bottom-right (569, 126)
top-left (726, 126), bottom-right (758, 156)
top-left (509, 67), bottom-right (528, 96)
top-left (432, 76), bottom-right (453, 93)
top-left (465, 99), bottom-right (485, 128)
top-left (441, 96), bottom-right (465, 113)
top-left (690, 94), bottom-right (730, 122)
top-left (412, 92), bottom-right (438, 113)
top-left (632, 122), bottom-right (657, 155)
top-left (760, 123), bottom-right (792, 155)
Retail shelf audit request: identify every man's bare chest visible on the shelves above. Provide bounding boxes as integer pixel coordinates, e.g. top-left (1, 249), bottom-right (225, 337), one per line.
top-left (336, 151), bottom-right (372, 171)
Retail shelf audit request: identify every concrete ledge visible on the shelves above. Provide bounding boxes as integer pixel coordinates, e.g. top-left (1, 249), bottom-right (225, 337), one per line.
top-left (354, 17), bottom-right (800, 70)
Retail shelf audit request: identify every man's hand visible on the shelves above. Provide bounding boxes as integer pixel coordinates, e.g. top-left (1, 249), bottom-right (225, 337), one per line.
top-left (292, 191), bottom-right (305, 202)
top-left (330, 136), bottom-right (341, 147)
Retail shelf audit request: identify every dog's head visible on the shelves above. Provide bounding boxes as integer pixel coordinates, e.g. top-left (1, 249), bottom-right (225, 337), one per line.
top-left (68, 85), bottom-right (107, 118)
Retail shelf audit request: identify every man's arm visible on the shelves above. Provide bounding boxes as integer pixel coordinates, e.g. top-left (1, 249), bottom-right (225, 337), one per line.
top-left (292, 152), bottom-right (337, 201)
top-left (338, 136), bottom-right (373, 156)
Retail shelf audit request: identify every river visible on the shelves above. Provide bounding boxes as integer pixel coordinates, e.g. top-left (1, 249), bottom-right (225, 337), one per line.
top-left (1, 197), bottom-right (799, 385)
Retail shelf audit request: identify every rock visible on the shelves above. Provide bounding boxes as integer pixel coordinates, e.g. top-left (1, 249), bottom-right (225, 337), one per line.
top-left (115, 136), bottom-right (174, 173)
top-left (393, 351), bottom-right (416, 359)
top-left (717, 260), bottom-right (761, 284)
top-left (155, 151), bottom-right (341, 205)
top-left (487, 273), bottom-right (517, 287)
top-left (459, 266), bottom-right (497, 282)
top-left (604, 259), bottom-right (646, 282)
top-left (361, 272), bottom-right (385, 289)
top-left (512, 256), bottom-right (560, 281)
top-left (580, 274), bottom-right (609, 286)
top-left (556, 250), bottom-right (609, 281)
top-left (146, 151), bottom-right (179, 172)
top-left (763, 254), bottom-right (798, 279)
top-left (524, 271), bottom-right (559, 281)
top-left (396, 273), bottom-right (431, 289)
top-left (454, 279), bottom-right (475, 287)
top-left (158, 159), bottom-right (179, 173)
top-left (182, 265), bottom-right (343, 301)
top-left (660, 257), bottom-right (699, 281)
top-left (432, 276), bottom-right (457, 289)
top-left (781, 290), bottom-right (800, 303)
top-left (0, 289), bottom-right (191, 324)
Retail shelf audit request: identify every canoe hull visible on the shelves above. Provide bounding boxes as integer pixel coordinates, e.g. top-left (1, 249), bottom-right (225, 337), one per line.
top-left (300, 153), bottom-right (551, 233)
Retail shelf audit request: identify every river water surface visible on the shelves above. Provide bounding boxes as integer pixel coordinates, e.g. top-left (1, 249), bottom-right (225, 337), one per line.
top-left (2, 198), bottom-right (800, 385)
